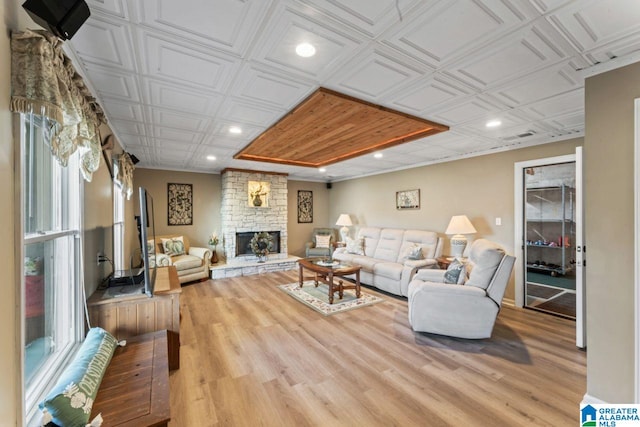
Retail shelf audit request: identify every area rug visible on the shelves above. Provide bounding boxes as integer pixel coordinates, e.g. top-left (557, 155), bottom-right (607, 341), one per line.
top-left (278, 281), bottom-right (384, 316)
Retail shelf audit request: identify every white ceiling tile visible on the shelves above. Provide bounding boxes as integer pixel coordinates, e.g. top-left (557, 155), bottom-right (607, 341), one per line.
top-left (382, 0), bottom-right (526, 67)
top-left (134, 0), bottom-right (270, 56)
top-left (447, 25), bottom-right (567, 89)
top-left (82, 64), bottom-right (140, 101)
top-left (110, 120), bottom-right (146, 136)
top-left (151, 126), bottom-right (202, 143)
top-left (219, 99), bottom-right (285, 127)
top-left (432, 97), bottom-right (501, 125)
top-left (548, 0), bottom-right (640, 52)
top-left (233, 64), bottom-right (316, 109)
top-left (102, 98), bottom-right (144, 121)
top-left (336, 49), bottom-right (423, 99)
top-left (492, 64), bottom-right (580, 107)
top-left (141, 32), bottom-right (239, 92)
top-left (252, 4), bottom-right (364, 80)
top-left (147, 79), bottom-right (223, 116)
top-left (86, 0), bottom-right (129, 19)
top-left (70, 14), bottom-right (135, 69)
top-left (525, 88), bottom-right (584, 119)
top-left (149, 108), bottom-right (210, 132)
top-left (297, 0), bottom-right (424, 38)
top-left (391, 76), bottom-right (470, 114)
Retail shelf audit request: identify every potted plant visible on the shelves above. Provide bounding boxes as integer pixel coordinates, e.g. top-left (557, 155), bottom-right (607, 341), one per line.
top-left (250, 232), bottom-right (273, 262)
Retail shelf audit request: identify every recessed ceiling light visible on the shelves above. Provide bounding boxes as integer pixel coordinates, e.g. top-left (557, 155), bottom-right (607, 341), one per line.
top-left (374, 152), bottom-right (383, 159)
top-left (295, 43), bottom-right (316, 58)
top-left (229, 126), bottom-right (242, 134)
top-left (318, 167), bottom-right (327, 173)
top-left (206, 155), bottom-right (216, 161)
top-left (486, 120), bottom-right (502, 128)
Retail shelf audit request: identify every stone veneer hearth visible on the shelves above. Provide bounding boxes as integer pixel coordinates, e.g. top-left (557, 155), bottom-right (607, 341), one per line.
top-left (220, 169), bottom-right (288, 264)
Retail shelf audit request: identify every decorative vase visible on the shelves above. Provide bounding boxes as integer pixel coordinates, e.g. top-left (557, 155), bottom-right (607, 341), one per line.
top-left (211, 246), bottom-right (218, 264)
top-left (252, 194), bottom-right (262, 206)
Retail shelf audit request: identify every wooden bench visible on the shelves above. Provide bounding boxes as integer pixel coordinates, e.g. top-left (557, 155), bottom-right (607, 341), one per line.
top-left (90, 330), bottom-right (172, 426)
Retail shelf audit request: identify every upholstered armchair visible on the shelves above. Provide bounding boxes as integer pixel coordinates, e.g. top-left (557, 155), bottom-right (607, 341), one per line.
top-left (407, 239), bottom-right (515, 339)
top-left (305, 228), bottom-right (336, 258)
top-left (149, 234), bottom-right (211, 284)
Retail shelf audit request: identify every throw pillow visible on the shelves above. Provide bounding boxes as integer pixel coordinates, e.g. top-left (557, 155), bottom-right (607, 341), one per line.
top-left (315, 235), bottom-right (331, 249)
top-left (443, 259), bottom-right (466, 285)
top-left (345, 237), bottom-right (365, 255)
top-left (146, 239), bottom-right (155, 255)
top-left (400, 243), bottom-right (423, 260)
top-left (39, 327), bottom-right (119, 427)
top-left (161, 237), bottom-right (186, 256)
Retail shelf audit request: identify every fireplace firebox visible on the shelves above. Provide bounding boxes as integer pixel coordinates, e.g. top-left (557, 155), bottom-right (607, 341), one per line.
top-left (235, 231), bottom-right (281, 256)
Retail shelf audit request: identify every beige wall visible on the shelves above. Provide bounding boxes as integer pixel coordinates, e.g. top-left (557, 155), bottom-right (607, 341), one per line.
top-left (133, 169), bottom-right (221, 250)
top-left (287, 180), bottom-right (331, 257)
top-left (329, 138), bottom-right (583, 301)
top-left (584, 61), bottom-right (640, 403)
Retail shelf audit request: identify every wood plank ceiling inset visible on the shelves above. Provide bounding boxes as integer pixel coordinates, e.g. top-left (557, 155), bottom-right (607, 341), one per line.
top-left (234, 88), bottom-right (449, 167)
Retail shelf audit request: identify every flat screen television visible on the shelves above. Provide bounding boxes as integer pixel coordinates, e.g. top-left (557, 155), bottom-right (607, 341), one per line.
top-left (139, 186), bottom-right (157, 296)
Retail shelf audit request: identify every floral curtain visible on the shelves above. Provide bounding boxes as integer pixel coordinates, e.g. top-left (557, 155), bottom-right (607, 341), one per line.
top-left (113, 153), bottom-right (135, 200)
top-left (10, 29), bottom-right (107, 182)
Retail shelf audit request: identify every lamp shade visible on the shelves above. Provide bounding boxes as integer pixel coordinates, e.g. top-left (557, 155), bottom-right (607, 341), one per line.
top-left (336, 214), bottom-right (353, 227)
top-left (445, 215), bottom-right (477, 235)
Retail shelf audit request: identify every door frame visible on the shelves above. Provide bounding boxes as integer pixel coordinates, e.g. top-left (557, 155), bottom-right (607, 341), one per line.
top-left (513, 154), bottom-right (577, 308)
top-left (634, 98), bottom-right (640, 402)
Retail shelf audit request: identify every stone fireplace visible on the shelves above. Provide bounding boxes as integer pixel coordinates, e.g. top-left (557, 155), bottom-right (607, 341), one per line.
top-left (220, 169), bottom-right (288, 264)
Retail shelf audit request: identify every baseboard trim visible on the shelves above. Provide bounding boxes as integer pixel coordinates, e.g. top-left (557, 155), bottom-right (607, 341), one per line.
top-left (582, 393), bottom-right (608, 405)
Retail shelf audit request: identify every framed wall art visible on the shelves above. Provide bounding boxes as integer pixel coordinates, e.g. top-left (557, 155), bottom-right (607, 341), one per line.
top-left (168, 183), bottom-right (193, 225)
top-left (297, 190), bottom-right (313, 223)
top-left (396, 189), bottom-right (420, 210)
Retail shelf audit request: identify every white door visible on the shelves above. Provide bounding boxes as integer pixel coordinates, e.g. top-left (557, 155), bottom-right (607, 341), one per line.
top-left (514, 148), bottom-right (585, 348)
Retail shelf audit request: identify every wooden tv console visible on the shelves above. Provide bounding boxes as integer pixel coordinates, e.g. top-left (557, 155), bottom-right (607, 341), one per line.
top-left (87, 266), bottom-right (181, 369)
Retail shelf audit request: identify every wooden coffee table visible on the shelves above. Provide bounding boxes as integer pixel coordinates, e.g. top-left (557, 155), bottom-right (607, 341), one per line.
top-left (298, 258), bottom-right (361, 304)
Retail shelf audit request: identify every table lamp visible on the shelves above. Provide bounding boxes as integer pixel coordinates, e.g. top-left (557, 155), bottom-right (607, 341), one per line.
top-left (445, 215), bottom-right (477, 259)
top-left (336, 214), bottom-right (353, 243)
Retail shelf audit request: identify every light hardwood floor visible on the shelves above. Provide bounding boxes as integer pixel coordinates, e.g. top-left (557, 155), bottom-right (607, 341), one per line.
top-left (169, 271), bottom-right (585, 426)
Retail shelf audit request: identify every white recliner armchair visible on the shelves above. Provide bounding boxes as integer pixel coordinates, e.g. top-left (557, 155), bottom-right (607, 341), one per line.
top-left (407, 239), bottom-right (515, 339)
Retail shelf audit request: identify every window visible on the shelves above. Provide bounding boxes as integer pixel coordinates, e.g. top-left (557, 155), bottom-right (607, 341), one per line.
top-left (21, 113), bottom-right (84, 422)
top-left (113, 181), bottom-right (125, 271)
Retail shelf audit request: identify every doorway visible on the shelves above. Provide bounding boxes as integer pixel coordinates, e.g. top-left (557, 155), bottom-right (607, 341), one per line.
top-left (514, 149), bottom-right (585, 348)
top-left (523, 163), bottom-right (576, 318)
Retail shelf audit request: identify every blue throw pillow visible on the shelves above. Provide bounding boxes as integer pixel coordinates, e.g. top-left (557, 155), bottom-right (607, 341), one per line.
top-left (40, 327), bottom-right (118, 426)
top-left (443, 259), bottom-right (466, 285)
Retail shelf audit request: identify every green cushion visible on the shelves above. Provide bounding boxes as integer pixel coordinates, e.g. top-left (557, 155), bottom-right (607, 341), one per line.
top-left (39, 327), bottom-right (118, 426)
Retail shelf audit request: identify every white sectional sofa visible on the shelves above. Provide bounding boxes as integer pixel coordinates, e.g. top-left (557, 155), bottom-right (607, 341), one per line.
top-left (332, 227), bottom-right (443, 297)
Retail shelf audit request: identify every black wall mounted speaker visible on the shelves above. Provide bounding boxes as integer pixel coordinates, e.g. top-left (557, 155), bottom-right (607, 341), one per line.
top-left (22, 0), bottom-right (90, 40)
top-left (326, 182), bottom-right (332, 189)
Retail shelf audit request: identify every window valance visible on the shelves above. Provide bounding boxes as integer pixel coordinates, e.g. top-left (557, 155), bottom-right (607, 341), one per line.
top-left (10, 29), bottom-right (107, 182)
top-left (113, 153), bottom-right (135, 200)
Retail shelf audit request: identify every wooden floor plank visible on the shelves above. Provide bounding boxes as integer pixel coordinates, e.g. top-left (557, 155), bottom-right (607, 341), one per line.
top-left (169, 271), bottom-right (585, 426)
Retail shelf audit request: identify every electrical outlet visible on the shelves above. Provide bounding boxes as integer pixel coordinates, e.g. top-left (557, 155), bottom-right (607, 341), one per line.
top-left (495, 217), bottom-right (502, 226)
top-left (97, 252), bottom-right (103, 265)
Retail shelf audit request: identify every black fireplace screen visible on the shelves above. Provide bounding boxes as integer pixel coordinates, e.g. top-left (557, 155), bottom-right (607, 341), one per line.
top-left (235, 231), bottom-right (281, 256)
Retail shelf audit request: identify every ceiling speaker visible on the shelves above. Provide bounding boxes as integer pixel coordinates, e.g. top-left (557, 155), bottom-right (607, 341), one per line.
top-left (22, 0), bottom-right (90, 40)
